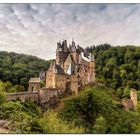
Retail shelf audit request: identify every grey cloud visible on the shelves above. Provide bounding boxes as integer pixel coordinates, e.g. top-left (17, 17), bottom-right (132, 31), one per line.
top-left (0, 4), bottom-right (140, 60)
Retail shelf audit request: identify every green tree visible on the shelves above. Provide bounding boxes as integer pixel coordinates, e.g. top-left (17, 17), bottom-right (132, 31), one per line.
top-left (0, 92), bottom-right (6, 105)
top-left (122, 86), bottom-right (130, 97)
top-left (39, 111), bottom-right (84, 133)
top-left (92, 116), bottom-right (107, 134)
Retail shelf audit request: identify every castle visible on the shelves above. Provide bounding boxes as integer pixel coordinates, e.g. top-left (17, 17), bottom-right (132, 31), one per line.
top-left (6, 40), bottom-right (96, 105)
top-left (6, 40), bottom-right (138, 111)
top-left (45, 40), bottom-right (95, 94)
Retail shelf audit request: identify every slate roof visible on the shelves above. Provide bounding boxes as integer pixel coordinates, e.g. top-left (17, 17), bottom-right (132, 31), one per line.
top-left (53, 63), bottom-right (65, 74)
top-left (64, 54), bottom-right (75, 64)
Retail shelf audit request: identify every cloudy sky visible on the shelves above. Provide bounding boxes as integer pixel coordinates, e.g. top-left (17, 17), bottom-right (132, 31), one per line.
top-left (0, 4), bottom-right (140, 60)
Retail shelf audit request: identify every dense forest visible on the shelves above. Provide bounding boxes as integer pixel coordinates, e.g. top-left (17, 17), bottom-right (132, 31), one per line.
top-left (0, 44), bottom-right (140, 134)
top-left (85, 44), bottom-right (140, 98)
top-left (0, 51), bottom-right (51, 92)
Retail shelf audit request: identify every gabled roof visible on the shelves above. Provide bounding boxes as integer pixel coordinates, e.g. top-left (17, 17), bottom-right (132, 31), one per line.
top-left (53, 63), bottom-right (65, 74)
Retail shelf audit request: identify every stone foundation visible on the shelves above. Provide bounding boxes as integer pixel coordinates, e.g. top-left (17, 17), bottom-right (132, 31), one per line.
top-left (39, 87), bottom-right (61, 104)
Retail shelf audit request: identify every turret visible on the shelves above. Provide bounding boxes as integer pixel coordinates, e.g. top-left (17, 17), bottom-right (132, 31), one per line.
top-left (56, 41), bottom-right (62, 65)
top-left (56, 41), bottom-right (62, 51)
top-left (61, 40), bottom-right (68, 52)
top-left (72, 39), bottom-right (76, 48)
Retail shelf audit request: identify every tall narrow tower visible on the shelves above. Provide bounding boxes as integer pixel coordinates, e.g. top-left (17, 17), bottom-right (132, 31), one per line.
top-left (130, 89), bottom-right (137, 110)
top-left (89, 53), bottom-right (95, 83)
top-left (56, 41), bottom-right (62, 65)
top-left (56, 40), bottom-right (68, 65)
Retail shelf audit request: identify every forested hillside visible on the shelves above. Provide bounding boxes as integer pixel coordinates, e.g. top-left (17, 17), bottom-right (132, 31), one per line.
top-left (85, 44), bottom-right (140, 98)
top-left (0, 51), bottom-right (51, 92)
top-left (0, 45), bottom-right (140, 134)
top-left (59, 86), bottom-right (140, 133)
top-left (1, 85), bottom-right (140, 133)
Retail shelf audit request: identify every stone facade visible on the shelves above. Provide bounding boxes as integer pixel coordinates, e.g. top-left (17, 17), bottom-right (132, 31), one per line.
top-left (122, 88), bottom-right (138, 111)
top-left (122, 98), bottom-right (133, 111)
top-left (6, 88), bottom-right (60, 105)
top-left (28, 78), bottom-right (41, 93)
top-left (39, 87), bottom-right (60, 104)
top-left (130, 89), bottom-right (137, 110)
top-left (46, 40), bottom-right (95, 94)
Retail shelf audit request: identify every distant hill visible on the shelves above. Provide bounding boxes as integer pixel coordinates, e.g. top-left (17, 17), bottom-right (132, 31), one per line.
top-left (0, 51), bottom-right (51, 89)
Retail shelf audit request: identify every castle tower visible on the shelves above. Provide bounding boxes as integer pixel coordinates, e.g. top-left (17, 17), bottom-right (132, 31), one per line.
top-left (56, 41), bottom-right (62, 65)
top-left (56, 40), bottom-right (69, 65)
top-left (130, 88), bottom-right (137, 110)
top-left (88, 53), bottom-right (95, 83)
top-left (28, 78), bottom-right (41, 93)
top-left (52, 62), bottom-right (57, 88)
top-left (69, 40), bottom-right (78, 65)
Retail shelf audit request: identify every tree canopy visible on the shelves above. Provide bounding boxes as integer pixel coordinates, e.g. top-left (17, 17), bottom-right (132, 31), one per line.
top-left (85, 45), bottom-right (140, 98)
top-left (0, 51), bottom-right (51, 90)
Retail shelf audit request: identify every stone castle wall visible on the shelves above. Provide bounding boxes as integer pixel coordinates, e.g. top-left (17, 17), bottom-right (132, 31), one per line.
top-left (6, 88), bottom-right (62, 104)
top-left (39, 87), bottom-right (60, 104)
top-left (54, 74), bottom-right (67, 90)
top-left (46, 69), bottom-right (54, 88)
top-left (6, 92), bottom-right (39, 103)
top-left (69, 75), bottom-right (78, 94)
top-left (122, 89), bottom-right (138, 111)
